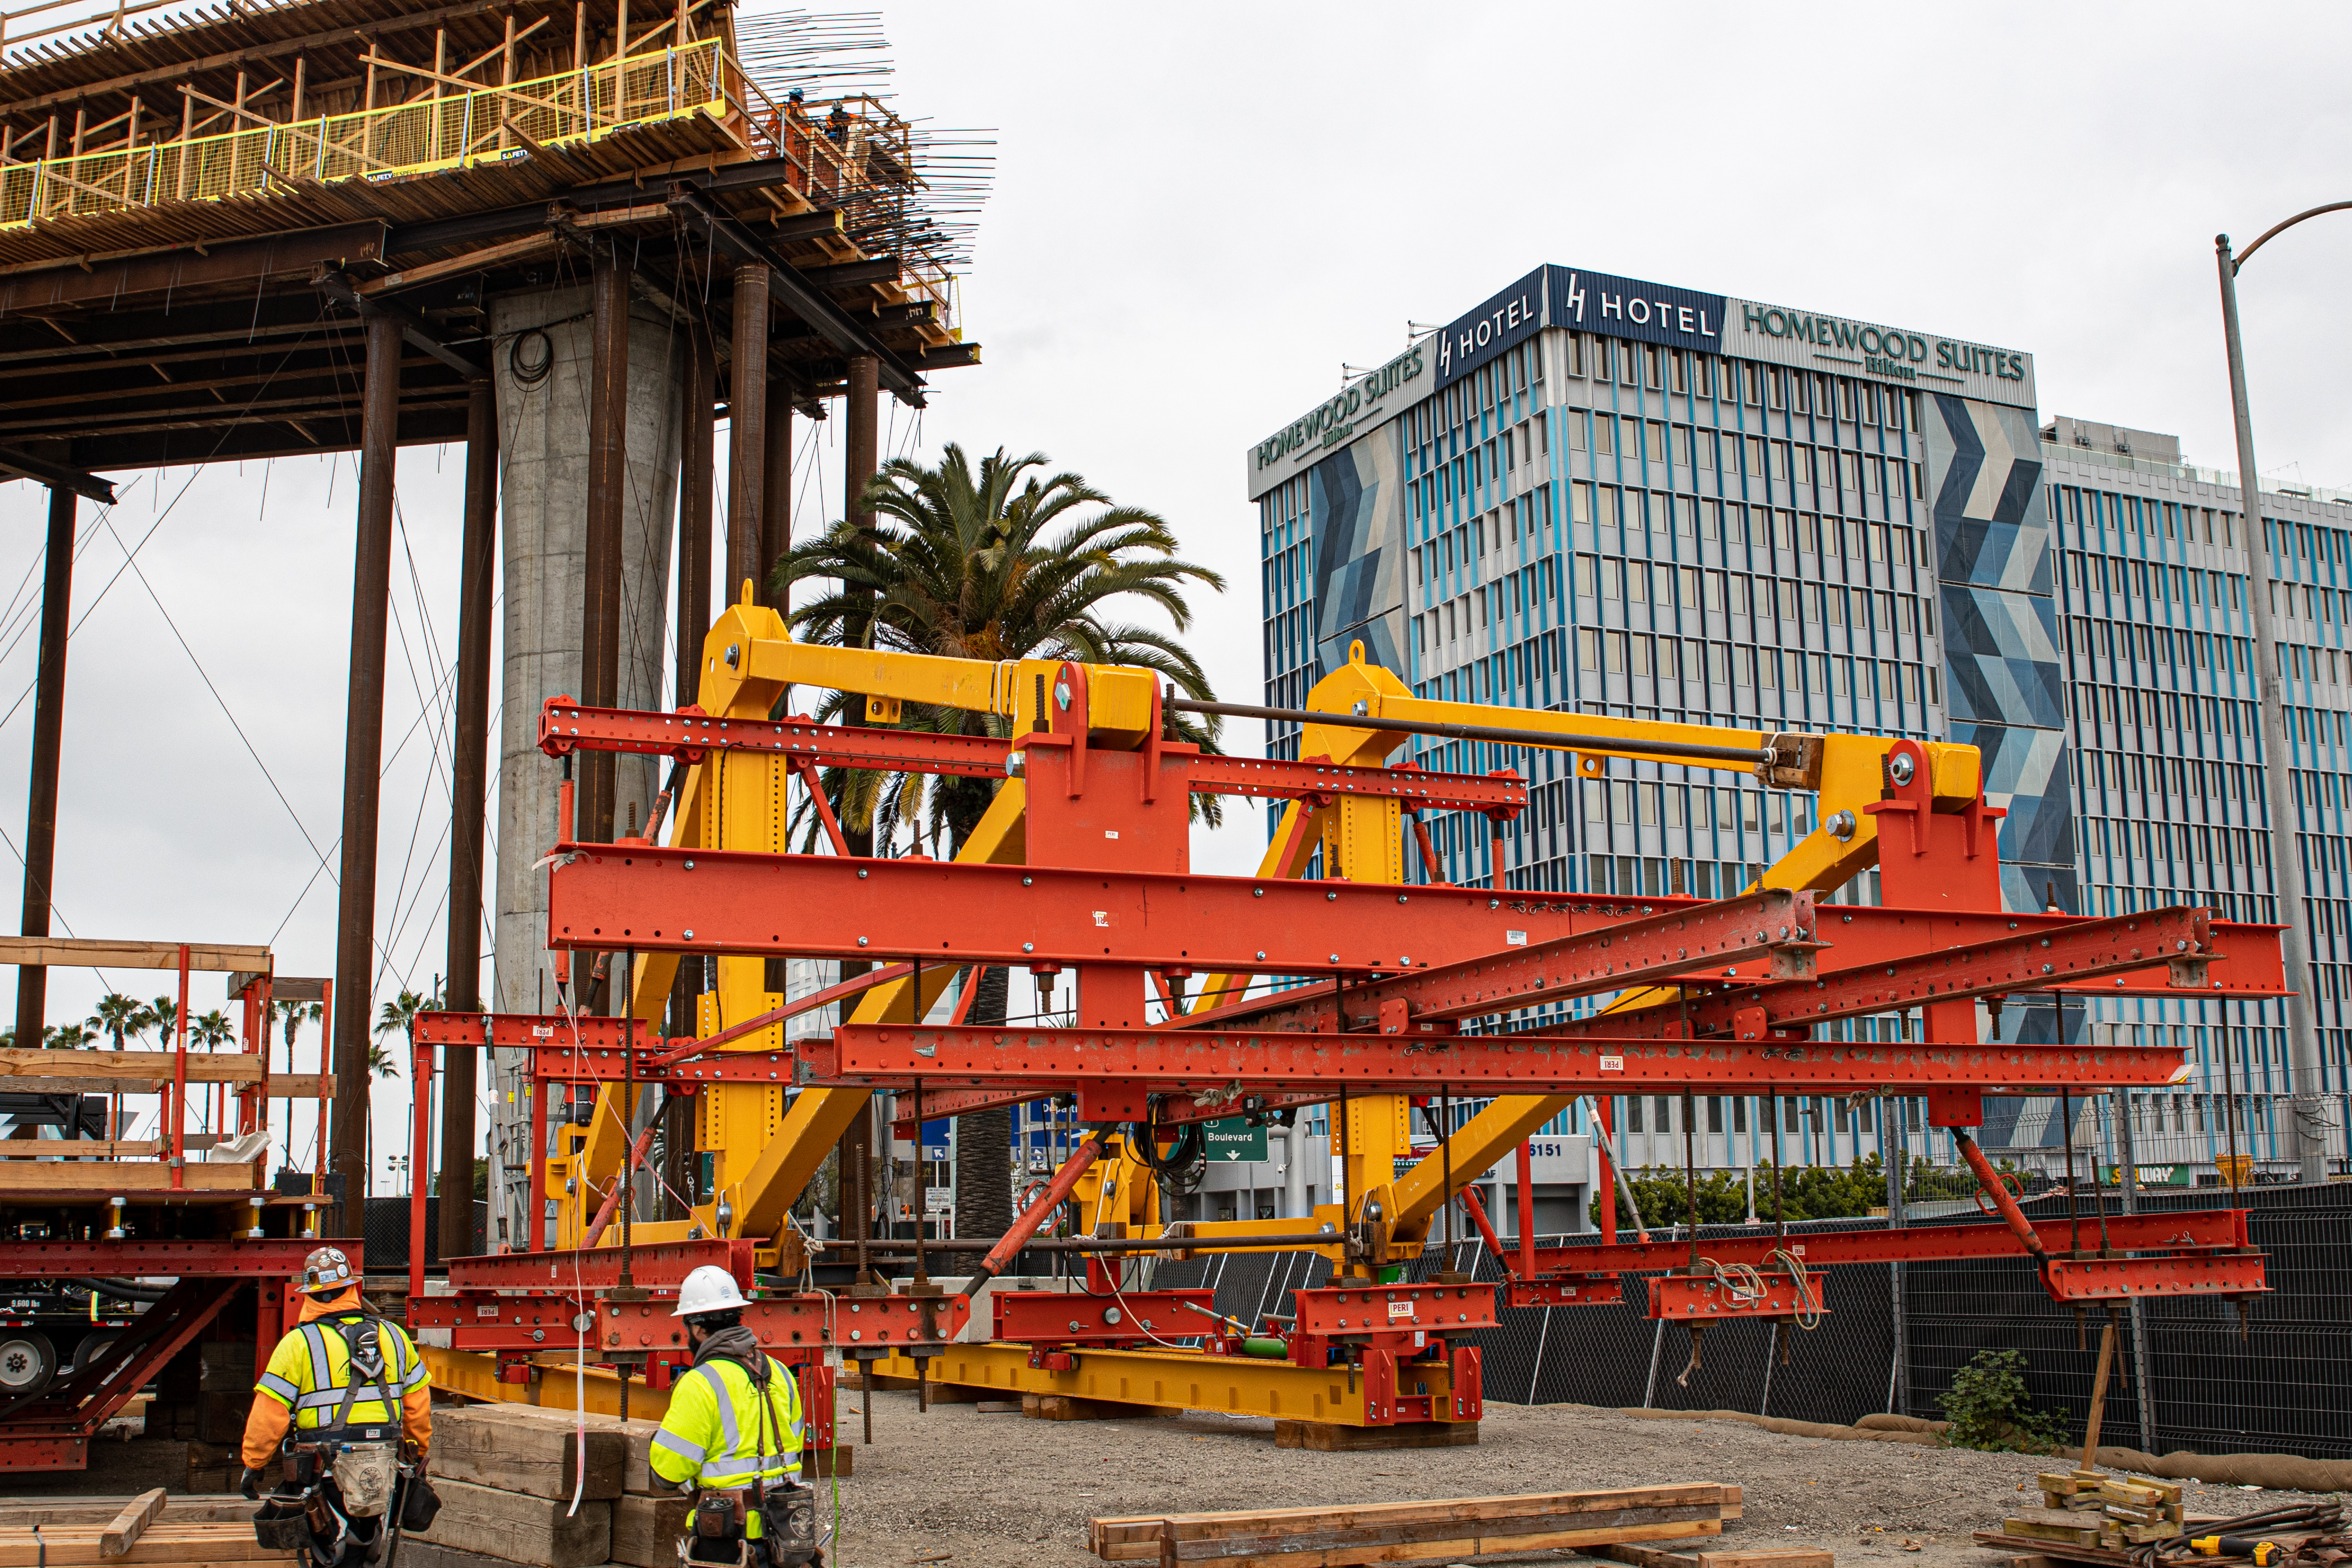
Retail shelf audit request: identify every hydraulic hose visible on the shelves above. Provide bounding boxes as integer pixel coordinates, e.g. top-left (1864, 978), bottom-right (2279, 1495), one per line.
top-left (70, 1277), bottom-right (172, 1303)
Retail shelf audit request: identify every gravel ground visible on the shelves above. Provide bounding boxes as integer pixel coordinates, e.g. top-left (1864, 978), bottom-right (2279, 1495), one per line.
top-left (814, 1391), bottom-right (2284, 1568)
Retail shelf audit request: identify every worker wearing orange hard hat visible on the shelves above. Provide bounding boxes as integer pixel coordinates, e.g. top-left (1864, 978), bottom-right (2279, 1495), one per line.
top-left (239, 1246), bottom-right (432, 1499)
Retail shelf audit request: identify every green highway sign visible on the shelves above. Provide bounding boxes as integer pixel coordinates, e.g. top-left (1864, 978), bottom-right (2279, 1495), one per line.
top-left (1204, 1118), bottom-right (1267, 1163)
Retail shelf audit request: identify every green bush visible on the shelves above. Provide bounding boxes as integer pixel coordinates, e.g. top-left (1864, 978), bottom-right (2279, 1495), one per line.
top-left (1589, 1152), bottom-right (2028, 1230)
top-left (1937, 1349), bottom-right (2070, 1454)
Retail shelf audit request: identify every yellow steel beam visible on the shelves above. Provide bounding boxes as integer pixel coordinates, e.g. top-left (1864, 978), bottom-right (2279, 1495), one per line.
top-left (720, 777), bottom-right (1034, 1242)
top-left (868, 1341), bottom-right (1469, 1427)
top-left (421, 1347), bottom-right (667, 1420)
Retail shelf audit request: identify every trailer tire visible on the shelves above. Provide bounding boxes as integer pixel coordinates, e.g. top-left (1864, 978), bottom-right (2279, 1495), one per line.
top-left (0, 1331), bottom-right (55, 1396)
top-left (67, 1330), bottom-right (117, 1375)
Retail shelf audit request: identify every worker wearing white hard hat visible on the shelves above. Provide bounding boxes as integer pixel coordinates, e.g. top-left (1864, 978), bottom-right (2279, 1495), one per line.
top-left (648, 1265), bottom-right (813, 1565)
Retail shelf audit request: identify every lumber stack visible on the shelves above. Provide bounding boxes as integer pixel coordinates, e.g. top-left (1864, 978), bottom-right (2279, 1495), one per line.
top-left (1089, 1483), bottom-right (1778, 1568)
top-left (411, 1404), bottom-right (637, 1568)
top-left (1993, 1471), bottom-right (2187, 1551)
top-left (0, 1490), bottom-right (288, 1564)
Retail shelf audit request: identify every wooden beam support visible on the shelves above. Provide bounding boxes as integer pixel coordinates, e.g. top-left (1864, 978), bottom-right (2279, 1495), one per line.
top-left (0, 222), bottom-right (385, 313)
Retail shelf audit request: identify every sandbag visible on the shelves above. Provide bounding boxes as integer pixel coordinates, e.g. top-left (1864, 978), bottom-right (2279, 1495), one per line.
top-left (2090, 1446), bottom-right (2352, 1494)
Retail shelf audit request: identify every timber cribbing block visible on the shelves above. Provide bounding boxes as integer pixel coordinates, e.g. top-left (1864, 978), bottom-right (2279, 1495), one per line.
top-left (432, 1404), bottom-right (627, 1500)
top-left (1023, 1392), bottom-right (1157, 1422)
top-left (412, 1477), bottom-right (612, 1568)
top-left (805, 1444), bottom-right (852, 1478)
top-left (1272, 1419), bottom-right (1478, 1451)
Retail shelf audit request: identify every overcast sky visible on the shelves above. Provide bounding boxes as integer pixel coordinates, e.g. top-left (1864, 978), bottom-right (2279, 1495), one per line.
top-left (0, 1), bottom-right (2346, 1181)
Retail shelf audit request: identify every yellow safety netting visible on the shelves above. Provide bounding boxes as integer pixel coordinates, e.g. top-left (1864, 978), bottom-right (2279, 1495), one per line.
top-left (0, 38), bottom-right (722, 228)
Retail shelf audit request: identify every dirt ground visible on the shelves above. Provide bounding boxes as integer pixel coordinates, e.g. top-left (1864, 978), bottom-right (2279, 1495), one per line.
top-left (813, 1390), bottom-right (2285, 1568)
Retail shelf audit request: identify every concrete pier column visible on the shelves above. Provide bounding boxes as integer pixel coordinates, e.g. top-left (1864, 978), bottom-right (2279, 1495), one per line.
top-left (487, 285), bottom-right (684, 1233)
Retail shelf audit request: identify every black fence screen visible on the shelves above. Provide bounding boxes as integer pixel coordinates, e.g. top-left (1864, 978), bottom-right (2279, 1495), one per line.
top-left (1157, 1183), bottom-right (2350, 1460)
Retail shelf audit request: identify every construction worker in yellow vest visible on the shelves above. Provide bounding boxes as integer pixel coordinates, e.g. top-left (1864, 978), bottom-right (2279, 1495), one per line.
top-left (648, 1266), bottom-right (818, 1566)
top-left (239, 1246), bottom-right (432, 1499)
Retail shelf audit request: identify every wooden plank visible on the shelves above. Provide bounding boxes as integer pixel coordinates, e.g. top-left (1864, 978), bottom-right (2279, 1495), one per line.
top-left (430, 1404), bottom-right (625, 1500)
top-left (609, 1493), bottom-right (689, 1568)
top-left (412, 1478), bottom-right (611, 1568)
top-left (1597, 1546), bottom-right (1833, 1568)
top-left (0, 1050), bottom-right (311, 1086)
top-left (0, 1164), bottom-right (257, 1191)
top-left (1168, 1517), bottom-right (1722, 1568)
top-left (99, 1490), bottom-right (166, 1558)
top-left (1097, 1487), bottom-right (1723, 1558)
top-left (1166, 1506), bottom-right (1721, 1558)
top-left (0, 1533), bottom-right (285, 1565)
top-left (437, 1401), bottom-right (662, 1494)
top-left (0, 1141), bottom-right (159, 1158)
top-left (0, 941), bottom-right (270, 973)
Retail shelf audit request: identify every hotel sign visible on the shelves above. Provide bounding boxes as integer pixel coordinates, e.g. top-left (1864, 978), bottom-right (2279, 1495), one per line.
top-left (1725, 297), bottom-right (2035, 407)
top-left (1245, 263), bottom-right (2035, 497)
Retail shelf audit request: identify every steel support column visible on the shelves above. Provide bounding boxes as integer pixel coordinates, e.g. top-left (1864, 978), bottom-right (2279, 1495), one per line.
top-left (760, 369), bottom-right (791, 613)
top-left (14, 483), bottom-right (73, 1049)
top-left (725, 264), bottom-right (769, 599)
top-left (440, 380), bottom-right (497, 1264)
top-left (578, 245), bottom-right (631, 850)
top-left (678, 329), bottom-right (715, 707)
top-left (841, 353), bottom-right (877, 857)
top-left (331, 310), bottom-right (403, 1218)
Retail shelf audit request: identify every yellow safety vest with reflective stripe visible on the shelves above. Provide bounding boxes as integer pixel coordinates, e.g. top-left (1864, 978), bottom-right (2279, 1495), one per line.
top-left (649, 1355), bottom-right (803, 1525)
top-left (254, 1312), bottom-right (427, 1433)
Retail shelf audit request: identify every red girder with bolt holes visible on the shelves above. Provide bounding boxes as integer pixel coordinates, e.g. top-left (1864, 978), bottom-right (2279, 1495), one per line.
top-left (534, 700), bottom-right (1529, 814)
top-left (546, 845), bottom-right (1654, 969)
top-left (1647, 1269), bottom-right (1828, 1322)
top-left (1289, 1282), bottom-right (1498, 1339)
top-left (1233, 889), bottom-right (1822, 1029)
top-left (1224, 905), bottom-right (2278, 1036)
top-left (1497, 1209), bottom-right (2253, 1286)
top-left (412, 1286), bottom-right (968, 1355)
top-left (800, 1027), bottom-right (2191, 1094)
top-left (990, 1289), bottom-right (1213, 1345)
top-left (1480, 905), bottom-right (2230, 1041)
top-left (446, 1238), bottom-right (756, 1291)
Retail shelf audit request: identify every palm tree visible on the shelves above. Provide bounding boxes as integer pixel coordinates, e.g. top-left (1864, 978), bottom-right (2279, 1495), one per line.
top-left (189, 1009), bottom-right (234, 1051)
top-left (42, 1023), bottom-right (97, 1048)
top-left (372, 990), bottom-right (426, 1081)
top-left (273, 999), bottom-right (323, 1162)
top-left (89, 993), bottom-right (144, 1051)
top-left (142, 996), bottom-right (180, 1048)
top-left (773, 443), bottom-right (1227, 1239)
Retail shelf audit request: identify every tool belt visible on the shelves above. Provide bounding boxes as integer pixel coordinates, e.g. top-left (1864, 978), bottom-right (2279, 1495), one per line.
top-left (685, 1481), bottom-right (816, 1568)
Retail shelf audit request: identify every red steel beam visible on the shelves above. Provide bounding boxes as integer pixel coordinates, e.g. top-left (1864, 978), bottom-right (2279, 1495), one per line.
top-left (803, 1026), bottom-right (2191, 1093)
top-left (1194, 889), bottom-right (1818, 1031)
top-left (990, 1289), bottom-right (1212, 1344)
top-left (547, 845), bottom-right (1655, 969)
top-left (1506, 1208), bottom-right (2250, 1277)
top-left (2042, 1255), bottom-right (2268, 1302)
top-left (1291, 1282), bottom-right (1496, 1337)
top-left (0, 1240), bottom-right (325, 1277)
top-left (536, 699), bottom-right (1529, 812)
top-left (447, 1238), bottom-right (757, 1291)
top-left (1528, 905), bottom-right (2228, 1041)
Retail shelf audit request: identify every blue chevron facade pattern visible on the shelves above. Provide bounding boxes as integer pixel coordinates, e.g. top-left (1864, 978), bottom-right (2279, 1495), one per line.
top-left (1311, 436), bottom-right (1406, 676)
top-left (1926, 394), bottom-right (2077, 916)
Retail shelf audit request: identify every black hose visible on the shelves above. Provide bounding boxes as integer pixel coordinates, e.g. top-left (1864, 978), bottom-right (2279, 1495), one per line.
top-left (69, 1277), bottom-right (171, 1303)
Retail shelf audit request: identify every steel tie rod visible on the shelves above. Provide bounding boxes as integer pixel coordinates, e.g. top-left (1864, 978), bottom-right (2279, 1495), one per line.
top-left (1168, 697), bottom-right (1775, 767)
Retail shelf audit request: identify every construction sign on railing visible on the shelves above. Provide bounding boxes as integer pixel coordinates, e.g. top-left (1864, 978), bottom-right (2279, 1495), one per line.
top-left (0, 39), bottom-right (723, 227)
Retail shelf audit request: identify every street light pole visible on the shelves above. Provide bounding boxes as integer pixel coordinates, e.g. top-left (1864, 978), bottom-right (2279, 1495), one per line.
top-left (2216, 225), bottom-right (2336, 1184)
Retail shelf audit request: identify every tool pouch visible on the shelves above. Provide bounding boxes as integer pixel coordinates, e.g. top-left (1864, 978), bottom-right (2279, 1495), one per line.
top-left (757, 1480), bottom-right (817, 1567)
top-left (397, 1473), bottom-right (442, 1533)
top-left (333, 1442), bottom-right (399, 1519)
top-left (694, 1490), bottom-right (744, 1541)
top-left (252, 1498), bottom-right (314, 1552)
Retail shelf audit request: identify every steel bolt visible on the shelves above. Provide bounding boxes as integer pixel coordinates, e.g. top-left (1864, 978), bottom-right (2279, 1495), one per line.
top-left (1827, 810), bottom-right (1856, 841)
top-left (1023, 942), bottom-right (1034, 953)
top-left (1887, 752), bottom-right (1916, 786)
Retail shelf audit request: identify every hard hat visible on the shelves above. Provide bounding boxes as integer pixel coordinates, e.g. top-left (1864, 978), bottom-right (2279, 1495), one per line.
top-left (301, 1246), bottom-right (355, 1297)
top-left (672, 1264), bottom-right (749, 1318)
